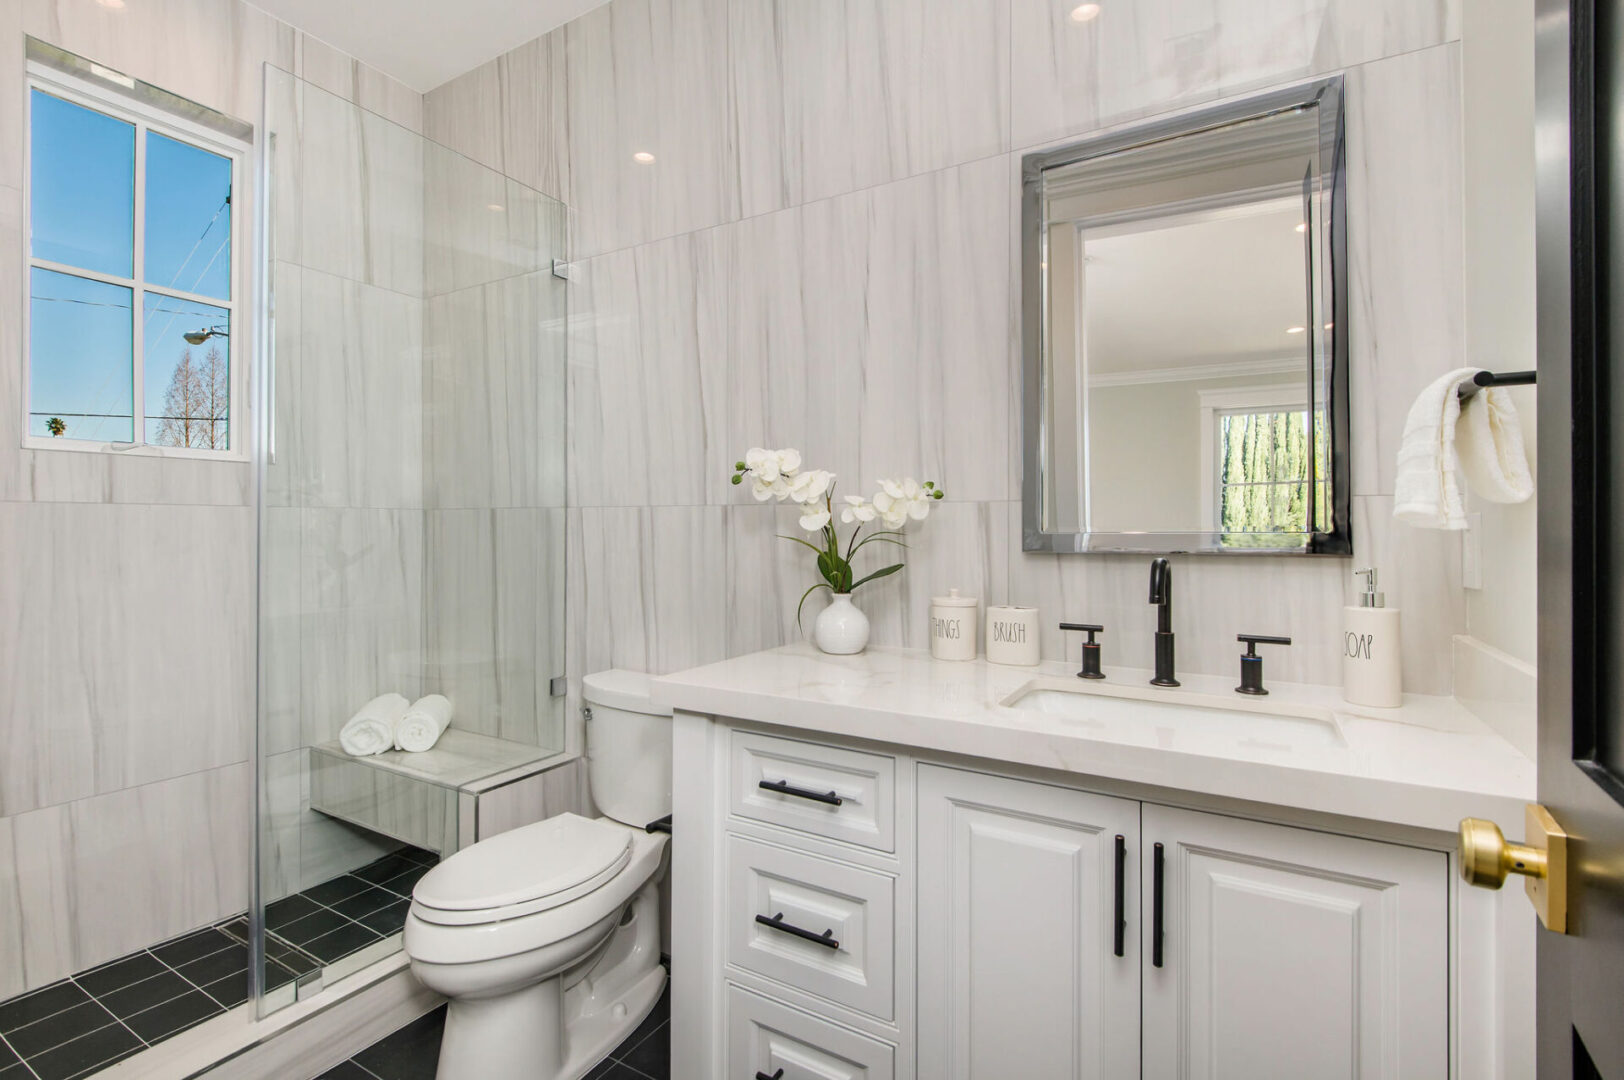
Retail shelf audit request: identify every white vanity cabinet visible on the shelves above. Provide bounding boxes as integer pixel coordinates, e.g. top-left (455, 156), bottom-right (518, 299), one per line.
top-left (674, 720), bottom-right (1462, 1080)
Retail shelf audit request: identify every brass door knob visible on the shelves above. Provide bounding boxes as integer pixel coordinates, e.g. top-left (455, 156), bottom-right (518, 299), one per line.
top-left (1458, 817), bottom-right (1547, 888)
top-left (1457, 805), bottom-right (1568, 934)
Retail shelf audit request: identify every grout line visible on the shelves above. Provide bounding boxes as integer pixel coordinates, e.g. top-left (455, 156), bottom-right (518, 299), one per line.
top-left (80, 967), bottom-right (197, 1020)
top-left (0, 1028), bottom-right (41, 1080)
top-left (349, 1059), bottom-right (386, 1080)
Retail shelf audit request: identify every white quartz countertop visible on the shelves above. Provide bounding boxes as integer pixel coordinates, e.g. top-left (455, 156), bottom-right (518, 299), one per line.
top-left (652, 644), bottom-right (1535, 836)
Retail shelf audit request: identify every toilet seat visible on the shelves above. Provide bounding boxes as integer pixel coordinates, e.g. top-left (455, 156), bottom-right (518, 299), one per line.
top-left (412, 813), bottom-right (633, 927)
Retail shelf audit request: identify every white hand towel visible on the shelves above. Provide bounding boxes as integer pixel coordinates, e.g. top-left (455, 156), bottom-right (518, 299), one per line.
top-left (1393, 366), bottom-right (1481, 530)
top-left (1456, 386), bottom-right (1534, 504)
top-left (395, 694), bottom-right (453, 753)
top-left (339, 693), bottom-right (409, 756)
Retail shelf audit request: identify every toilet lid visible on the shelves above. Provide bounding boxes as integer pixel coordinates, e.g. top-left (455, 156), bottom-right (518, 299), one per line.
top-left (412, 813), bottom-right (632, 913)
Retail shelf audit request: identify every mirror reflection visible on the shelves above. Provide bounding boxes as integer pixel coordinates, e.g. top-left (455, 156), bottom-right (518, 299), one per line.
top-left (1024, 80), bottom-right (1349, 554)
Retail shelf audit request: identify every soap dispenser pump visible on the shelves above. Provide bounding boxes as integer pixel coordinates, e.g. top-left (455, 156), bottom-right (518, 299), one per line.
top-left (1343, 568), bottom-right (1402, 708)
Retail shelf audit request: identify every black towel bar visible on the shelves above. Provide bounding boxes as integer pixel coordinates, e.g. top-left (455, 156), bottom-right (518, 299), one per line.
top-left (1458, 370), bottom-right (1537, 400)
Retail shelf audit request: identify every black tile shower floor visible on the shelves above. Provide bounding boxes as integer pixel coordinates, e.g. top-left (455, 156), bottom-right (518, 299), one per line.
top-left (320, 975), bottom-right (672, 1080)
top-left (0, 844), bottom-right (438, 1080)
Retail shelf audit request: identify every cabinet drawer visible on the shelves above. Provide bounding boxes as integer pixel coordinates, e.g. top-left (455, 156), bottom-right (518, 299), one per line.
top-left (727, 984), bottom-right (895, 1080)
top-left (730, 730), bottom-right (895, 851)
top-left (726, 836), bottom-right (895, 1020)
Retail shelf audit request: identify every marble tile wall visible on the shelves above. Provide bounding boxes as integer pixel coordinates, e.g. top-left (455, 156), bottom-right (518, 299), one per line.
top-left (0, 2), bottom-right (423, 995)
top-left (422, 0), bottom-right (1487, 759)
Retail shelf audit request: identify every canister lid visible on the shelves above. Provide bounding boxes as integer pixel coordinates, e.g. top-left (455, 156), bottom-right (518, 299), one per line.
top-left (931, 587), bottom-right (978, 608)
top-left (986, 604), bottom-right (1035, 613)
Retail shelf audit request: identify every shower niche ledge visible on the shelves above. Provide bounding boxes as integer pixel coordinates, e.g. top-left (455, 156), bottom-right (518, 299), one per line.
top-left (310, 732), bottom-right (579, 855)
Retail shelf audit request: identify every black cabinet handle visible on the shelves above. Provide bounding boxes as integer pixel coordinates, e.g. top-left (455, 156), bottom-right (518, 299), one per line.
top-left (1113, 834), bottom-right (1126, 958)
top-left (756, 1071), bottom-right (785, 1080)
top-left (1152, 841), bottom-right (1165, 968)
top-left (759, 778), bottom-right (843, 806)
top-left (755, 912), bottom-right (840, 950)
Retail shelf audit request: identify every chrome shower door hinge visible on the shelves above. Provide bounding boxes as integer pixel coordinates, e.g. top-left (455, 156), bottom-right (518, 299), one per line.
top-left (551, 259), bottom-right (573, 280)
top-left (550, 676), bottom-right (567, 697)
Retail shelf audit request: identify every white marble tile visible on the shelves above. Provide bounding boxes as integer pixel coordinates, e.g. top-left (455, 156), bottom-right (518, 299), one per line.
top-left (858, 156), bottom-right (1012, 502)
top-left (568, 229), bottom-right (730, 507)
top-left (1, 761), bottom-right (250, 995)
top-left (294, 757), bottom-right (400, 892)
top-left (566, 506), bottom-right (732, 681)
top-left (730, 0), bottom-right (1009, 217)
top-left (0, 183), bottom-right (30, 503)
top-left (472, 756), bottom-right (587, 839)
top-left (423, 150), bottom-right (566, 296)
top-left (1008, 0), bottom-right (1459, 152)
top-left (0, 503), bottom-right (253, 818)
top-left (299, 83), bottom-right (425, 296)
top-left (259, 748), bottom-right (304, 903)
top-left (0, 823), bottom-right (25, 999)
top-left (423, 31), bottom-right (570, 202)
top-left (265, 65), bottom-right (306, 270)
top-left (295, 269), bottom-right (423, 509)
top-left (564, 0), bottom-right (737, 258)
top-left (1345, 43), bottom-right (1465, 496)
top-left (261, 507), bottom-right (303, 757)
top-left (424, 508), bottom-right (567, 747)
top-left (425, 272), bottom-right (567, 510)
top-left (309, 749), bottom-right (458, 853)
top-left (298, 507), bottom-right (425, 748)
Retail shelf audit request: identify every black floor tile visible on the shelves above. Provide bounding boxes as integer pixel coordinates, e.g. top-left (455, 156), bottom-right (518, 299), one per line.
top-left (0, 1062), bottom-right (30, 1080)
top-left (22, 1022), bottom-right (142, 1080)
top-left (351, 854), bottom-right (421, 887)
top-left (356, 899), bottom-right (411, 936)
top-left (201, 969), bottom-right (249, 1009)
top-left (214, 917), bottom-right (251, 945)
top-left (589, 1063), bottom-right (656, 1080)
top-left (95, 970), bottom-right (193, 1019)
top-left (0, 982), bottom-right (88, 1033)
top-left (265, 894), bottom-right (321, 932)
top-left (0, 1036), bottom-right (18, 1069)
top-left (122, 991), bottom-right (222, 1043)
top-left (266, 938), bottom-right (320, 975)
top-left (377, 864), bottom-right (430, 897)
top-left (262, 960), bottom-right (299, 992)
top-left (7, 999), bottom-right (119, 1058)
top-left (327, 886), bottom-right (398, 920)
top-left (314, 1062), bottom-right (375, 1080)
top-left (275, 908), bottom-right (350, 948)
top-left (402, 847), bottom-right (438, 867)
top-left (351, 1006), bottom-right (445, 1080)
top-left (302, 875), bottom-right (374, 908)
top-left (174, 943), bottom-right (248, 989)
top-left (150, 928), bottom-right (237, 970)
top-left (74, 952), bottom-right (166, 999)
top-left (616, 1021), bottom-right (669, 1078)
top-left (302, 922), bottom-right (382, 965)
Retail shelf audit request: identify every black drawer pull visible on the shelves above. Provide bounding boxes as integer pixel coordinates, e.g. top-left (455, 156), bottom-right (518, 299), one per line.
top-left (1113, 834), bottom-right (1126, 958)
top-left (755, 912), bottom-right (840, 950)
top-left (1152, 841), bottom-right (1165, 969)
top-left (759, 778), bottom-right (843, 806)
top-left (756, 1071), bottom-right (785, 1080)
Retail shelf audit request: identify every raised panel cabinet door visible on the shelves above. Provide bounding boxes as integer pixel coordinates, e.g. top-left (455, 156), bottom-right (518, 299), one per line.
top-left (916, 765), bottom-right (1141, 1080)
top-left (1141, 805), bottom-right (1449, 1080)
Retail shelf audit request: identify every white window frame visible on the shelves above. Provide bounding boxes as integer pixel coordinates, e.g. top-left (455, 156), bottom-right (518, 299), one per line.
top-left (1197, 384), bottom-right (1312, 530)
top-left (21, 60), bottom-right (249, 460)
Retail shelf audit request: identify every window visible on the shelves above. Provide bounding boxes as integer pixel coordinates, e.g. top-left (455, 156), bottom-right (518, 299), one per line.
top-left (1214, 407), bottom-right (1327, 533)
top-left (24, 66), bottom-right (244, 455)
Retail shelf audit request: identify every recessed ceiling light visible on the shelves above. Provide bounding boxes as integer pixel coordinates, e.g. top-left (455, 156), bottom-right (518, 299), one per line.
top-left (633, 151), bottom-right (656, 164)
top-left (1286, 326), bottom-right (1306, 334)
top-left (1295, 221), bottom-right (1308, 233)
top-left (1069, 3), bottom-right (1102, 22)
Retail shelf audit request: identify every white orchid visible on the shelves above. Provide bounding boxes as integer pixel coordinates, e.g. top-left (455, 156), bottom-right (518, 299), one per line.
top-left (841, 495), bottom-right (876, 524)
top-left (730, 450), bottom-right (945, 631)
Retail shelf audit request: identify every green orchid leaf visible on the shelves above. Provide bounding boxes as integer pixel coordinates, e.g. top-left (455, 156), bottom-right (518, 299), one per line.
top-left (850, 563), bottom-right (904, 591)
top-left (796, 582), bottom-right (832, 632)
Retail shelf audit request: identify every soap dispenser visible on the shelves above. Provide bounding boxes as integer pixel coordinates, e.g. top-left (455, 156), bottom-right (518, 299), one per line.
top-left (1343, 568), bottom-right (1402, 708)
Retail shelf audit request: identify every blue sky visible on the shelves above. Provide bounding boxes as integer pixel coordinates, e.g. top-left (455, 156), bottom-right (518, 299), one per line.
top-left (28, 88), bottom-right (232, 443)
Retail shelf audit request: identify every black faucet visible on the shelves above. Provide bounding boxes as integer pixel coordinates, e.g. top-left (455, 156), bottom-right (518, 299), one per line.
top-left (1148, 558), bottom-right (1179, 687)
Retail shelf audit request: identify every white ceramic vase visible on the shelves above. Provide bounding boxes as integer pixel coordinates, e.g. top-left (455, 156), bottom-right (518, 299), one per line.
top-left (814, 593), bottom-right (870, 655)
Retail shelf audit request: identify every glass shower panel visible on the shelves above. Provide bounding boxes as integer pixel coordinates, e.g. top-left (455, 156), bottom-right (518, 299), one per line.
top-left (256, 67), bottom-right (567, 1015)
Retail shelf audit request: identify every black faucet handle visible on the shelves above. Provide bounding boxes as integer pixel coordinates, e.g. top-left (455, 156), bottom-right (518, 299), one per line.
top-left (1059, 623), bottom-right (1106, 680)
top-left (1236, 634), bottom-right (1291, 695)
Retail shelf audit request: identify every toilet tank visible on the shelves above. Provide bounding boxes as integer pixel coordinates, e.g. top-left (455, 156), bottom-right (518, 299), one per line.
top-left (582, 669), bottom-right (672, 828)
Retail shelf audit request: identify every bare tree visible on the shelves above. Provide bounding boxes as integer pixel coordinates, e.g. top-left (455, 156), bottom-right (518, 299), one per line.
top-left (152, 345), bottom-right (229, 449)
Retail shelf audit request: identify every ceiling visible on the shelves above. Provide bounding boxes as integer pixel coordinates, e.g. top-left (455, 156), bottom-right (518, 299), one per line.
top-left (248, 0), bottom-right (606, 92)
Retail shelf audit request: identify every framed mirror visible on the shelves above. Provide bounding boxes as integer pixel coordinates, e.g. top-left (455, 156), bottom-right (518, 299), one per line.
top-left (1021, 78), bottom-right (1351, 555)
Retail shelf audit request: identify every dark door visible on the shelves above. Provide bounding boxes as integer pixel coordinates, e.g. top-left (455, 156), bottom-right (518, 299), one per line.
top-left (1537, 0), bottom-right (1624, 1074)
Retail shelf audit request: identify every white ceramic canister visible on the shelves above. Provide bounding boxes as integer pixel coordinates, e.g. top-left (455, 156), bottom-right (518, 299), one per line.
top-left (985, 605), bottom-right (1041, 666)
top-left (929, 588), bottom-right (979, 661)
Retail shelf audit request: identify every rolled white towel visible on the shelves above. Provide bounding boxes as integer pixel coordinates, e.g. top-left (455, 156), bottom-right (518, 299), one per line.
top-left (339, 693), bottom-right (409, 757)
top-left (1456, 387), bottom-right (1533, 504)
top-left (1393, 366), bottom-right (1480, 530)
top-left (395, 694), bottom-right (453, 753)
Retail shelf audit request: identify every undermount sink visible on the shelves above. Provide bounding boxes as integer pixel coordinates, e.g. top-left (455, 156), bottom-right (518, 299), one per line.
top-left (1002, 678), bottom-right (1346, 752)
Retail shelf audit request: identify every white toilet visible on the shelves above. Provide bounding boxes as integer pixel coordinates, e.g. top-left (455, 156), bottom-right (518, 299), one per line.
top-left (403, 670), bottom-right (672, 1080)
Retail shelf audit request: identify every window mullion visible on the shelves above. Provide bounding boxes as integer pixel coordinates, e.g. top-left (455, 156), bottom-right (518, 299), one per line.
top-left (132, 119), bottom-right (146, 446)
